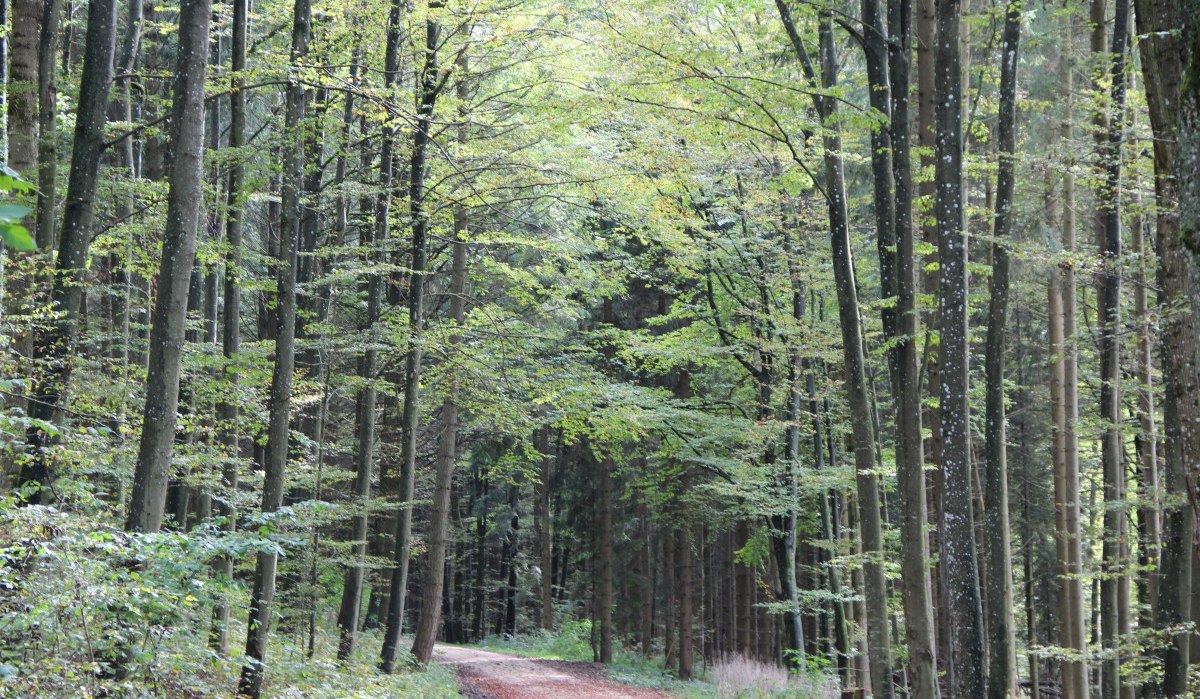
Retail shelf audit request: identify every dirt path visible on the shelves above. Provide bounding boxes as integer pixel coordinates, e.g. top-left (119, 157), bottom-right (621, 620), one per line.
top-left (433, 645), bottom-right (674, 699)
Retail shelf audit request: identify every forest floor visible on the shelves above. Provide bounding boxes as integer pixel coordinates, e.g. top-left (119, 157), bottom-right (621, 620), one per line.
top-left (434, 644), bottom-right (676, 698)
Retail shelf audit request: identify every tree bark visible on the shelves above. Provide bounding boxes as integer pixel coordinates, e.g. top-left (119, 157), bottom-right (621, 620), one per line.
top-left (411, 202), bottom-right (469, 664)
top-left (35, 0), bottom-right (62, 250)
top-left (379, 15), bottom-right (442, 673)
top-left (1095, 2), bottom-right (1131, 695)
top-left (8, 0), bottom-right (40, 178)
top-left (209, 0), bottom-right (246, 654)
top-left (336, 0), bottom-right (400, 655)
top-left (125, 0), bottom-right (212, 534)
top-left (236, 0), bottom-right (309, 691)
top-left (816, 14), bottom-right (894, 697)
top-left (18, 0), bottom-right (118, 502)
top-left (934, 0), bottom-right (986, 693)
top-left (596, 452), bottom-right (615, 664)
top-left (982, 4), bottom-right (1020, 696)
top-left (1134, 0), bottom-right (1199, 691)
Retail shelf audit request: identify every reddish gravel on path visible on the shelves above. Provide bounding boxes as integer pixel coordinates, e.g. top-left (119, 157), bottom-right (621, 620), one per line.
top-left (433, 645), bottom-right (675, 699)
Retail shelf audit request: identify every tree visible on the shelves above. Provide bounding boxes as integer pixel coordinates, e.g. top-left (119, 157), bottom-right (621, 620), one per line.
top-left (18, 0), bottom-right (118, 502)
top-left (935, 0), bottom-right (986, 692)
top-left (237, 0), bottom-right (310, 691)
top-left (982, 2), bottom-right (1021, 695)
top-left (125, 0), bottom-right (212, 534)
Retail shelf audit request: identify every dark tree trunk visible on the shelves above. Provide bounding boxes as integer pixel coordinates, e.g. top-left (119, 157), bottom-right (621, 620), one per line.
top-left (35, 0), bottom-right (62, 250)
top-left (678, 525), bottom-right (693, 680)
top-left (934, 0), bottom-right (986, 692)
top-left (982, 4), bottom-right (1020, 696)
top-left (596, 453), bottom-right (614, 664)
top-left (1096, 2), bottom-right (1131, 696)
top-left (337, 0), bottom-right (400, 654)
top-left (1134, 0), bottom-right (1198, 692)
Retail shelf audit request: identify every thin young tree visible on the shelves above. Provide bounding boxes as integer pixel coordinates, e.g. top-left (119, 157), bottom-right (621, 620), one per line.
top-left (982, 2), bottom-right (1021, 695)
top-left (1095, 1), bottom-right (1131, 695)
top-left (335, 0), bottom-right (401, 659)
top-left (379, 11), bottom-right (446, 673)
top-left (209, 0), bottom-right (247, 655)
top-left (237, 0), bottom-right (310, 691)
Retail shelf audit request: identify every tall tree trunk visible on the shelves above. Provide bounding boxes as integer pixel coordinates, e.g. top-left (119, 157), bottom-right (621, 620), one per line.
top-left (125, 0), bottom-right (212, 533)
top-left (18, 0), bottom-right (118, 502)
top-left (678, 524), bottom-right (694, 680)
top-left (816, 13), bottom-right (894, 697)
top-left (858, 0), bottom-right (941, 688)
top-left (537, 427), bottom-right (556, 631)
top-left (379, 15), bottom-right (441, 673)
top-left (337, 0), bottom-right (400, 654)
top-left (1132, 215), bottom-right (1161, 625)
top-left (410, 202), bottom-right (469, 664)
top-left (209, 0), bottom-right (246, 654)
top-left (596, 453), bottom-right (614, 664)
top-left (236, 0), bottom-right (309, 691)
top-left (934, 0), bottom-right (986, 692)
top-left (982, 4), bottom-right (1020, 696)
top-left (1096, 2), bottom-right (1131, 695)
top-left (8, 0), bottom-right (39, 178)
top-left (35, 0), bottom-right (62, 250)
top-left (1134, 0), bottom-right (1198, 691)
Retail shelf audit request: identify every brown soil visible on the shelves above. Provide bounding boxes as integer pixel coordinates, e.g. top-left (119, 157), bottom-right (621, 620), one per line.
top-left (433, 645), bottom-right (674, 699)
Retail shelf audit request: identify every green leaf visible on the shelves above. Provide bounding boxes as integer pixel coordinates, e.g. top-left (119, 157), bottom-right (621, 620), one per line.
top-left (0, 223), bottom-right (35, 251)
top-left (0, 204), bottom-right (32, 221)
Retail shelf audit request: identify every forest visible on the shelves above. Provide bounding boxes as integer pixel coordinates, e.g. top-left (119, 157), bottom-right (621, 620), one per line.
top-left (0, 0), bottom-right (1197, 696)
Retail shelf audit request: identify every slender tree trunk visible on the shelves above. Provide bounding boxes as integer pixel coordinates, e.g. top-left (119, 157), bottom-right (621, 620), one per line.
top-left (1173, 0), bottom-right (1200, 537)
top-left (18, 0), bottom-right (118, 502)
top-left (537, 428), bottom-right (556, 631)
top-left (210, 0), bottom-right (246, 653)
top-left (934, 0), bottom-right (986, 693)
top-left (678, 524), bottom-right (693, 680)
top-left (35, 0), bottom-right (61, 251)
top-left (336, 6), bottom-right (398, 653)
top-left (236, 0), bottom-right (309, 691)
top-left (410, 202), bottom-right (469, 664)
top-left (596, 453), bottom-right (614, 664)
top-left (125, 0), bottom-right (212, 533)
top-left (379, 15), bottom-right (441, 673)
top-left (817, 14), bottom-right (893, 697)
top-left (982, 5), bottom-right (1020, 696)
top-left (1095, 2), bottom-right (1131, 695)
top-left (1132, 215), bottom-right (1161, 623)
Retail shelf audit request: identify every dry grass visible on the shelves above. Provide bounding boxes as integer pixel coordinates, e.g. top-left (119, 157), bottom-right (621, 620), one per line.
top-left (710, 654), bottom-right (840, 699)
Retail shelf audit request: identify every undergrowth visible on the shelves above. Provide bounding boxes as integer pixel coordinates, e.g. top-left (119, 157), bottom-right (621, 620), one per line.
top-left (0, 497), bottom-right (462, 698)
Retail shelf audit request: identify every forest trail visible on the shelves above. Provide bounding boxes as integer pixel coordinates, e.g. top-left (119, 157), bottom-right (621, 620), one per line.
top-left (433, 645), bottom-right (675, 699)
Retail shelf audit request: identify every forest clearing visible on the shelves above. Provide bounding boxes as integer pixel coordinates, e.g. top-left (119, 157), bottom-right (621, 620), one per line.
top-left (0, 0), bottom-right (1198, 696)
